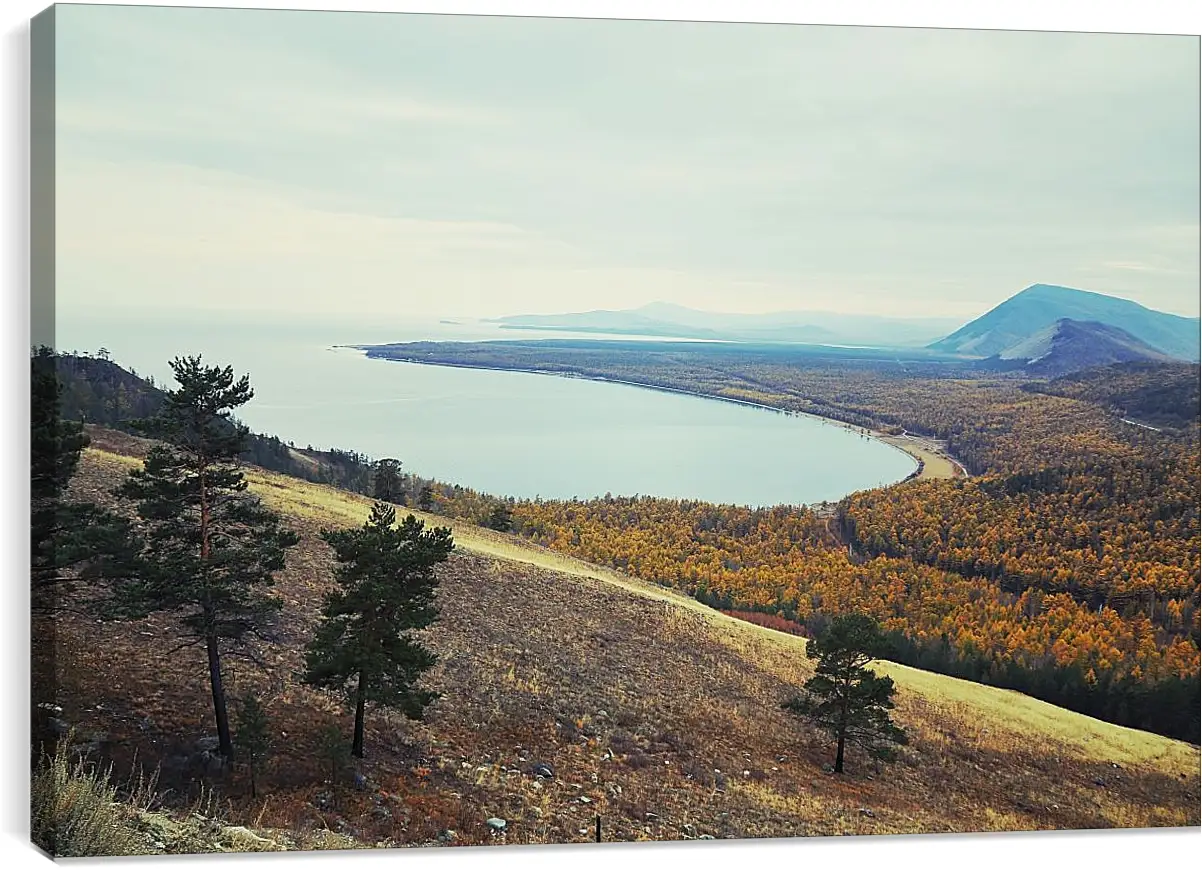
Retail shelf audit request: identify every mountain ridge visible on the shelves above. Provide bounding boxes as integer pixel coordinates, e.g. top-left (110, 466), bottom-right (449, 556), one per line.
top-left (491, 304), bottom-right (960, 347)
top-left (997, 318), bottom-right (1179, 377)
top-left (930, 284), bottom-right (1201, 361)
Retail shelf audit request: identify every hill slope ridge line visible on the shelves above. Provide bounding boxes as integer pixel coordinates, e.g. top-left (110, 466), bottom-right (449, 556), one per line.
top-left (85, 445), bottom-right (1200, 770)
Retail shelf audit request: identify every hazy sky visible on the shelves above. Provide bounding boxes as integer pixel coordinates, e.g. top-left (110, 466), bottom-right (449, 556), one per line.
top-left (51, 4), bottom-right (1201, 320)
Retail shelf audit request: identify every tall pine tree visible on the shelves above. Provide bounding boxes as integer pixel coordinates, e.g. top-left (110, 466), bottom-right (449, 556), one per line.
top-left (113, 356), bottom-right (298, 760)
top-left (782, 613), bottom-right (907, 773)
top-left (304, 502), bottom-right (453, 757)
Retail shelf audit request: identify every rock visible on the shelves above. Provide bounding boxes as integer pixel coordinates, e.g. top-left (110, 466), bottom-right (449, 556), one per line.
top-left (438, 829), bottom-right (457, 843)
top-left (313, 791), bottom-right (333, 810)
top-left (579, 796), bottom-right (592, 804)
top-left (352, 772), bottom-right (369, 791)
top-left (699, 834), bottom-right (715, 840)
top-left (197, 750), bottom-right (226, 777)
top-left (859, 808), bottom-right (875, 818)
top-left (645, 812), bottom-right (659, 821)
top-left (486, 817), bottom-right (507, 832)
top-left (220, 826), bottom-right (284, 852)
top-left (1093, 778), bottom-right (1107, 787)
top-left (194, 736), bottom-right (221, 753)
top-left (371, 806), bottom-right (392, 821)
top-left (48, 717), bottom-right (71, 737)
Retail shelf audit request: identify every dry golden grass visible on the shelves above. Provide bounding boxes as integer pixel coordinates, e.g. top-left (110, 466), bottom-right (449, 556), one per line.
top-left (47, 442), bottom-right (1200, 854)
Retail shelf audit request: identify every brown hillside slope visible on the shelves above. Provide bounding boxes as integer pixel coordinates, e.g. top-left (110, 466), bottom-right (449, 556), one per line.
top-left (42, 442), bottom-right (1199, 853)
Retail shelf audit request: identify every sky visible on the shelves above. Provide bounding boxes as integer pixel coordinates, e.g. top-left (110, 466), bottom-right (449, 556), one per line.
top-left (48, 3), bottom-right (1201, 321)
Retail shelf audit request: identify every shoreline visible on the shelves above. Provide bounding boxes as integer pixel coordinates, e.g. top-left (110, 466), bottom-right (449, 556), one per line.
top-left (349, 347), bottom-right (968, 485)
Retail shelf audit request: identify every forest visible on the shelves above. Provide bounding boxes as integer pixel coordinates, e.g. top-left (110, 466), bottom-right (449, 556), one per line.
top-left (360, 343), bottom-right (1200, 742)
top-left (49, 346), bottom-right (1202, 741)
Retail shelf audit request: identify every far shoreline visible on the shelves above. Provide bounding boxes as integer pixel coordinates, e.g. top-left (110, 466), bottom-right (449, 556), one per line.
top-left (343, 345), bottom-right (968, 486)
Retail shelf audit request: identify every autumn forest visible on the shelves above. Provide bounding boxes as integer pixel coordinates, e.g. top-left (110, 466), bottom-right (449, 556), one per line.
top-left (360, 343), bottom-right (1200, 742)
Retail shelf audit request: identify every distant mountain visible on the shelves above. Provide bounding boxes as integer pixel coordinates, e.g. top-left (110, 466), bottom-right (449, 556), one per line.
top-left (491, 303), bottom-right (960, 348)
top-left (929, 284), bottom-right (1201, 361)
top-left (993, 318), bottom-right (1178, 377)
top-left (487, 309), bottom-right (730, 341)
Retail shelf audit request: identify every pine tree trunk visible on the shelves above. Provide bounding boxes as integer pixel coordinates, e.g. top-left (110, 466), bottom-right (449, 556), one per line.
top-left (834, 733), bottom-right (845, 774)
top-left (352, 670), bottom-right (367, 758)
top-left (206, 633), bottom-right (233, 760)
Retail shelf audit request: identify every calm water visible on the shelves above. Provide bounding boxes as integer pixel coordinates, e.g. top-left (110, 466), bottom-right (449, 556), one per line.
top-left (56, 309), bottom-right (915, 506)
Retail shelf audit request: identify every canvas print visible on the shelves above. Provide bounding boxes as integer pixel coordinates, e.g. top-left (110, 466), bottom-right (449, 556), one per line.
top-left (29, 2), bottom-right (1201, 858)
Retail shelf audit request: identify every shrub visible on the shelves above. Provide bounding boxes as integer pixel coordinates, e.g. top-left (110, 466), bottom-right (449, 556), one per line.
top-left (30, 737), bottom-right (148, 857)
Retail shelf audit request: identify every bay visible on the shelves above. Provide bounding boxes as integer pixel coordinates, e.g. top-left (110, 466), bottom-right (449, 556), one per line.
top-left (55, 308), bottom-right (916, 506)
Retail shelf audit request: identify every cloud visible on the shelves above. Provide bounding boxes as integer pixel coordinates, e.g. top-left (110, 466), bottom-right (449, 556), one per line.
top-left (52, 5), bottom-right (1200, 320)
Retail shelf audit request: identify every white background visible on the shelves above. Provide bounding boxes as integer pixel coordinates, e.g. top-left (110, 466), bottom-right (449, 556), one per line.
top-left (2, 2), bottom-right (1200, 868)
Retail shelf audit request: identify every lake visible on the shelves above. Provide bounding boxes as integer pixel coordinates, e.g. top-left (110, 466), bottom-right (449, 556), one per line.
top-left (55, 309), bottom-right (916, 506)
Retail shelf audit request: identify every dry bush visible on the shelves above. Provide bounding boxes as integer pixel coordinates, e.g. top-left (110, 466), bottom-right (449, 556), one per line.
top-left (31, 735), bottom-right (151, 857)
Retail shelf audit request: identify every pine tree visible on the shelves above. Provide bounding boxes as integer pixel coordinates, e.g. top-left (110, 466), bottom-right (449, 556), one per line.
top-left (304, 502), bottom-right (453, 757)
top-left (112, 356), bottom-right (298, 760)
top-left (372, 458), bottom-right (405, 505)
top-left (485, 501), bottom-right (513, 532)
top-left (30, 346), bottom-right (140, 612)
top-left (233, 692), bottom-right (271, 798)
top-left (782, 613), bottom-right (907, 773)
top-left (417, 485), bottom-right (435, 512)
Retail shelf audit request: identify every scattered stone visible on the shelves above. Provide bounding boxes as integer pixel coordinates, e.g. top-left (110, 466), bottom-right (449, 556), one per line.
top-left (742, 770), bottom-right (751, 777)
top-left (438, 829), bottom-right (457, 843)
top-left (371, 805), bottom-right (392, 821)
top-left (532, 762), bottom-right (555, 779)
top-left (822, 764), bottom-right (835, 774)
top-left (776, 755), bottom-right (788, 763)
top-left (313, 791), bottom-right (333, 810)
top-left (48, 717), bottom-right (71, 737)
top-left (486, 817), bottom-right (507, 833)
top-left (645, 812), bottom-right (659, 821)
top-left (579, 796), bottom-right (592, 804)
top-left (1093, 778), bottom-right (1107, 788)
top-left (352, 772), bottom-right (369, 791)
top-left (699, 834), bottom-right (715, 840)
top-left (194, 736), bottom-right (221, 753)
top-left (220, 826), bottom-right (284, 852)
top-left (859, 808), bottom-right (875, 818)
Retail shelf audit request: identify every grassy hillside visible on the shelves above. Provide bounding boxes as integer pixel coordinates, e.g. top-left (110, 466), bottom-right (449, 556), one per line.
top-left (42, 438), bottom-right (1199, 853)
